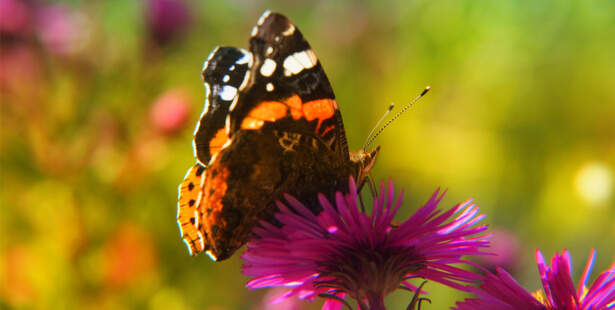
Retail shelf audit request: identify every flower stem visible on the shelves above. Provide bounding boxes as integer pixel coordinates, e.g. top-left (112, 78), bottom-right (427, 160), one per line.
top-left (366, 294), bottom-right (386, 310)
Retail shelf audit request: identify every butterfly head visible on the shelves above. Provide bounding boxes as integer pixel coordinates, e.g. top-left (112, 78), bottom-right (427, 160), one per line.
top-left (351, 145), bottom-right (380, 188)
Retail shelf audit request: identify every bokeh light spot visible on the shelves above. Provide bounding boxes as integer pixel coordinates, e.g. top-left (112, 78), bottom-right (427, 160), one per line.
top-left (574, 162), bottom-right (613, 207)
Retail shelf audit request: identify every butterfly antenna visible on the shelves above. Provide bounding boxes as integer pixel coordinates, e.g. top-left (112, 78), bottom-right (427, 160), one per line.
top-left (363, 86), bottom-right (430, 149)
top-left (362, 103), bottom-right (394, 151)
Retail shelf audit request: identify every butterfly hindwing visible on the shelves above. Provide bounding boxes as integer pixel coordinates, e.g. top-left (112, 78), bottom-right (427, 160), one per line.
top-left (177, 164), bottom-right (206, 256)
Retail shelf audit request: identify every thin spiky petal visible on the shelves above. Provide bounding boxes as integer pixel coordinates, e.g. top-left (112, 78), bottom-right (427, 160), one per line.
top-left (242, 178), bottom-right (489, 308)
top-left (454, 249), bottom-right (615, 310)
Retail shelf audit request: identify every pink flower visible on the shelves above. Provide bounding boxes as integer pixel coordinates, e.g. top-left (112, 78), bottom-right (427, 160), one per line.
top-left (454, 249), bottom-right (615, 310)
top-left (473, 228), bottom-right (522, 274)
top-left (35, 4), bottom-right (87, 56)
top-left (150, 89), bottom-right (190, 135)
top-left (145, 0), bottom-right (192, 45)
top-left (0, 0), bottom-right (33, 38)
top-left (242, 178), bottom-right (489, 309)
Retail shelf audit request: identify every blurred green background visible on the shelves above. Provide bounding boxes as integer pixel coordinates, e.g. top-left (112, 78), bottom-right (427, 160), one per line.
top-left (1, 0), bottom-right (614, 309)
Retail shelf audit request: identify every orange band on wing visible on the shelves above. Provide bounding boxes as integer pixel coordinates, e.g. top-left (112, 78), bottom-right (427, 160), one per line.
top-left (286, 95), bottom-right (303, 120)
top-left (241, 101), bottom-right (287, 129)
top-left (303, 98), bottom-right (336, 135)
top-left (240, 117), bottom-right (265, 130)
top-left (209, 128), bottom-right (230, 154)
top-left (240, 96), bottom-right (337, 131)
top-left (302, 98), bottom-right (335, 121)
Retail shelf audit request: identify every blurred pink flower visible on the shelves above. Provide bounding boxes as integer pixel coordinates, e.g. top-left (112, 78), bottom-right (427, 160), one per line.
top-left (34, 3), bottom-right (87, 56)
top-left (0, 0), bottom-right (33, 38)
top-left (145, 0), bottom-right (192, 45)
top-left (455, 249), bottom-right (615, 310)
top-left (150, 89), bottom-right (191, 135)
top-left (474, 228), bottom-right (522, 273)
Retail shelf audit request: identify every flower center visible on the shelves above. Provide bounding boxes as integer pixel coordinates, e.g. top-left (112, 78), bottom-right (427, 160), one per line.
top-left (314, 245), bottom-right (426, 302)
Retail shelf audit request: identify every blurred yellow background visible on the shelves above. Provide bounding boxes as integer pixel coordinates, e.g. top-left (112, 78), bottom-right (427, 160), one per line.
top-left (1, 0), bottom-right (614, 309)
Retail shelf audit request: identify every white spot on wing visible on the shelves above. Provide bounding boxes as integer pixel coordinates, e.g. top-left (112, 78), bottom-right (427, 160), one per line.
top-left (266, 83), bottom-right (274, 92)
top-left (251, 26), bottom-right (258, 37)
top-left (282, 50), bottom-right (318, 75)
top-left (219, 85), bottom-right (237, 101)
top-left (223, 75), bottom-right (230, 83)
top-left (282, 24), bottom-right (295, 36)
top-left (295, 49), bottom-right (318, 69)
top-left (257, 10), bottom-right (271, 26)
top-left (236, 52), bottom-right (251, 65)
top-left (283, 55), bottom-right (304, 75)
top-left (266, 46), bottom-right (274, 56)
top-left (262, 59), bottom-right (277, 74)
top-left (260, 59), bottom-right (277, 77)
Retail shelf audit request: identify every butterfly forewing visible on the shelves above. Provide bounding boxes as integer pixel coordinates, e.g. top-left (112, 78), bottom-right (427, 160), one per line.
top-left (194, 47), bottom-right (252, 166)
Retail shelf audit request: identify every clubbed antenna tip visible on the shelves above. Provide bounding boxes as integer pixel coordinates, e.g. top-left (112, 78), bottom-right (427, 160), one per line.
top-left (363, 86), bottom-right (431, 150)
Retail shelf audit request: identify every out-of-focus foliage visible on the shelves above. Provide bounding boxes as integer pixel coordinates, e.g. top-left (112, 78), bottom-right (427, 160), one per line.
top-left (1, 0), bottom-right (613, 309)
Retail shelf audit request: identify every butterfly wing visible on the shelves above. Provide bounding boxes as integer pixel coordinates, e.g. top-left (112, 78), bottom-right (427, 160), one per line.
top-left (178, 47), bottom-right (252, 257)
top-left (229, 11), bottom-right (351, 160)
top-left (177, 164), bottom-right (206, 256)
top-left (193, 46), bottom-right (252, 167)
top-left (178, 11), bottom-right (377, 261)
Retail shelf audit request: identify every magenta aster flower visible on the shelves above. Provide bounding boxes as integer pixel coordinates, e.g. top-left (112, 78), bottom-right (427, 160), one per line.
top-left (145, 0), bottom-right (192, 45)
top-left (241, 178), bottom-right (489, 309)
top-left (454, 249), bottom-right (615, 310)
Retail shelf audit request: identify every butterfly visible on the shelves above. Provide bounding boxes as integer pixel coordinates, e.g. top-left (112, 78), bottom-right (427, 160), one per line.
top-left (177, 11), bottom-right (379, 261)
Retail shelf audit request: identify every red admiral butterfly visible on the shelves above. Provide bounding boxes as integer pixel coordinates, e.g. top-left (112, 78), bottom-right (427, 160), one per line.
top-left (177, 11), bottom-right (379, 261)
